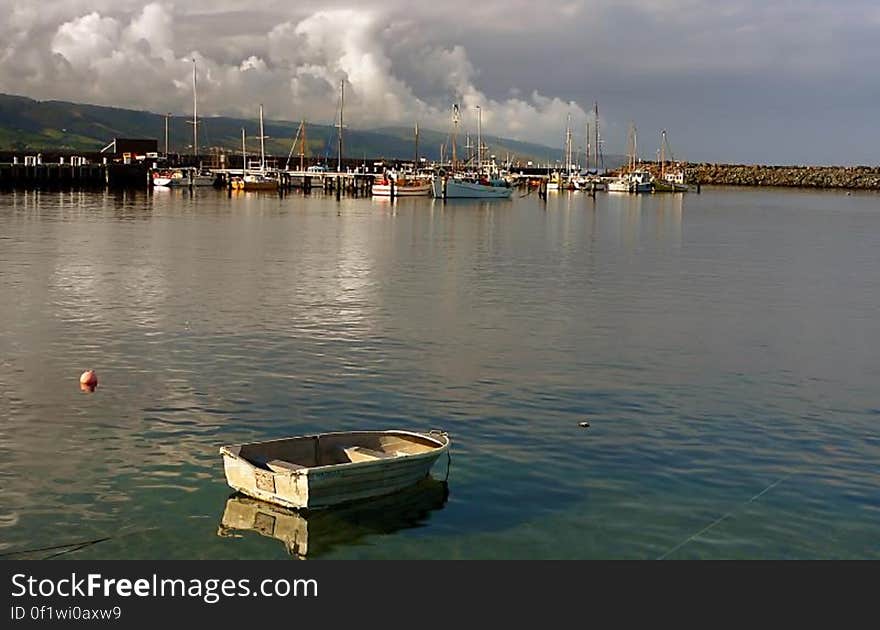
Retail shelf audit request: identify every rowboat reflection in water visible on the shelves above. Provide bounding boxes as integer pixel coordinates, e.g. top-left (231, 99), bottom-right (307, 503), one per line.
top-left (217, 477), bottom-right (449, 558)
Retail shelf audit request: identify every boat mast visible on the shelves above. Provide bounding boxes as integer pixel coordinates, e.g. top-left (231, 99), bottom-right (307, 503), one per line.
top-left (192, 58), bottom-right (198, 160)
top-left (565, 113), bottom-right (572, 178)
top-left (300, 121), bottom-right (306, 172)
top-left (585, 122), bottom-right (590, 172)
top-left (164, 112), bottom-right (170, 156)
top-left (593, 102), bottom-right (600, 172)
top-left (633, 124), bottom-right (638, 170)
top-left (660, 130), bottom-right (666, 179)
top-left (241, 128), bottom-right (247, 178)
top-left (451, 103), bottom-right (459, 172)
top-left (259, 104), bottom-right (266, 172)
top-left (337, 79), bottom-right (344, 173)
top-left (414, 121), bottom-right (419, 168)
top-left (476, 105), bottom-right (482, 173)
top-left (285, 120), bottom-right (307, 171)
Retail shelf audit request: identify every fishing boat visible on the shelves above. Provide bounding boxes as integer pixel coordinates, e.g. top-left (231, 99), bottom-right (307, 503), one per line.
top-left (432, 174), bottom-right (513, 199)
top-left (653, 169), bottom-right (688, 193)
top-left (372, 173), bottom-right (431, 197)
top-left (607, 169), bottom-right (653, 193)
top-left (219, 429), bottom-right (451, 510)
top-left (432, 103), bottom-right (513, 199)
top-left (217, 477), bottom-right (449, 558)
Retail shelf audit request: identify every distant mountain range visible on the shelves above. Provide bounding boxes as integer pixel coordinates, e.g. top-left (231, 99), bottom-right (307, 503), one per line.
top-left (0, 94), bottom-right (617, 164)
top-left (0, 93), bottom-right (625, 167)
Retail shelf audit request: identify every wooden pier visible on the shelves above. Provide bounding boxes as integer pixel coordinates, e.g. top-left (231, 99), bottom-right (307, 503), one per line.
top-left (0, 162), bottom-right (153, 190)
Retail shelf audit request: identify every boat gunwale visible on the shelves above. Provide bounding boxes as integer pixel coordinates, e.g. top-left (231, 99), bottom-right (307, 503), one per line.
top-left (219, 430), bottom-right (449, 476)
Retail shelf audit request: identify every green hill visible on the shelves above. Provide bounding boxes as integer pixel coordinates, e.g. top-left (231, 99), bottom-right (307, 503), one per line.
top-left (0, 93), bottom-right (607, 165)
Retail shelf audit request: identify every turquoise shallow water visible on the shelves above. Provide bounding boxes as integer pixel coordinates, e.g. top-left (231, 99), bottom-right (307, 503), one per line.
top-left (0, 187), bottom-right (878, 559)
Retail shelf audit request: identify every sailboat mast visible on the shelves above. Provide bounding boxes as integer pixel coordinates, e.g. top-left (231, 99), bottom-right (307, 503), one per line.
top-left (337, 79), bottom-right (344, 173)
top-left (300, 121), bottom-right (306, 172)
top-left (414, 122), bottom-right (419, 167)
top-left (476, 106), bottom-right (482, 172)
top-left (259, 104), bottom-right (266, 172)
top-left (660, 130), bottom-right (666, 178)
top-left (593, 102), bottom-right (600, 172)
top-left (451, 104), bottom-right (459, 171)
top-left (633, 125), bottom-right (638, 170)
top-left (241, 128), bottom-right (247, 178)
top-left (565, 113), bottom-right (572, 177)
top-left (585, 123), bottom-right (590, 172)
top-left (192, 58), bottom-right (198, 159)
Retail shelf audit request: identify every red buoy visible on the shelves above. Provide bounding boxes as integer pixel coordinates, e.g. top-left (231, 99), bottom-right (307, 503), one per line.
top-left (80, 370), bottom-right (98, 392)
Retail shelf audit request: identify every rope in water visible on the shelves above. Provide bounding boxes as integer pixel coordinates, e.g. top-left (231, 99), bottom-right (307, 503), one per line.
top-left (0, 527), bottom-right (160, 560)
top-left (657, 475), bottom-right (789, 560)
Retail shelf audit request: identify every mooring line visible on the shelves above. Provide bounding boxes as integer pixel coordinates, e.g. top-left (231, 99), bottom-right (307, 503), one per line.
top-left (0, 537), bottom-right (112, 559)
top-left (0, 526), bottom-right (160, 560)
top-left (657, 475), bottom-right (789, 560)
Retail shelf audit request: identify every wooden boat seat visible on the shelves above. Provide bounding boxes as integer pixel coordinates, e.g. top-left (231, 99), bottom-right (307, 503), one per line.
top-left (265, 459), bottom-right (307, 474)
top-left (342, 446), bottom-right (396, 463)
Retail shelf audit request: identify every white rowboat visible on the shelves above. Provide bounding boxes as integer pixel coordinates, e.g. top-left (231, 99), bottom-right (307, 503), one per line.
top-left (220, 430), bottom-right (450, 510)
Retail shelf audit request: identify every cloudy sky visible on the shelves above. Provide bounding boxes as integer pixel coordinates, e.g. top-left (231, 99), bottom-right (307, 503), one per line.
top-left (1, 1), bottom-right (878, 164)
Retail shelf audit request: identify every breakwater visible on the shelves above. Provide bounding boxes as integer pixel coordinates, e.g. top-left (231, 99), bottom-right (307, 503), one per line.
top-left (687, 163), bottom-right (880, 190)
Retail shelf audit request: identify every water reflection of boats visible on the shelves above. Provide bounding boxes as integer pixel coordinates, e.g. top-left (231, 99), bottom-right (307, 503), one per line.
top-left (217, 477), bottom-right (449, 558)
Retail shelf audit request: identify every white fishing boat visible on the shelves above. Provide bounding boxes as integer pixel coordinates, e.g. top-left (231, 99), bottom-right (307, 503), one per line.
top-left (432, 175), bottom-right (513, 199)
top-left (607, 170), bottom-right (653, 193)
top-left (219, 429), bottom-right (451, 510)
top-left (606, 176), bottom-right (632, 193)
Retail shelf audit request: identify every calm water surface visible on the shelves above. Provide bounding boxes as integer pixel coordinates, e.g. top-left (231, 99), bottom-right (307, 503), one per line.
top-left (0, 187), bottom-right (878, 559)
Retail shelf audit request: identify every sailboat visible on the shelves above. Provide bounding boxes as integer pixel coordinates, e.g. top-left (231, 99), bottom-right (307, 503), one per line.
top-left (373, 122), bottom-right (431, 197)
top-left (575, 103), bottom-right (607, 191)
top-left (652, 130), bottom-right (689, 192)
top-left (431, 103), bottom-right (513, 199)
top-left (155, 59), bottom-right (216, 188)
top-left (232, 105), bottom-right (278, 192)
top-left (608, 122), bottom-right (653, 193)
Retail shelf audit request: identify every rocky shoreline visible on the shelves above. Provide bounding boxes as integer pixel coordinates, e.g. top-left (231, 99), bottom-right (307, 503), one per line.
top-left (685, 163), bottom-right (880, 190)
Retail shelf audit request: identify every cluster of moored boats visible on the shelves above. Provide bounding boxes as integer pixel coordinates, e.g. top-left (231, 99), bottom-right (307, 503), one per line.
top-left (150, 61), bottom-right (687, 198)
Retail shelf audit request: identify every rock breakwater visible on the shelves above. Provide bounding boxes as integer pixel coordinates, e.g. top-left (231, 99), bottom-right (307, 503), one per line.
top-left (686, 163), bottom-right (880, 189)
